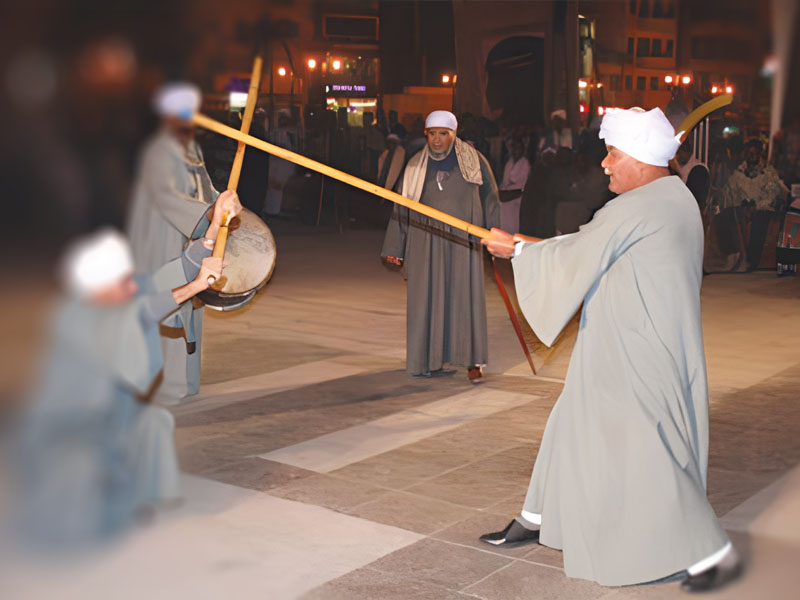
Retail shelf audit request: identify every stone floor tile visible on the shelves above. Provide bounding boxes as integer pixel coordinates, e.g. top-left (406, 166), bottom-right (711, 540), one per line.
top-left (331, 443), bottom-right (481, 490)
top-left (200, 457), bottom-right (313, 491)
top-left (707, 467), bottom-right (780, 517)
top-left (483, 490), bottom-right (530, 516)
top-left (347, 490), bottom-right (479, 535)
top-left (201, 337), bottom-right (342, 384)
top-left (405, 446), bottom-right (538, 509)
top-left (367, 538), bottom-right (512, 591)
top-left (464, 559), bottom-right (607, 599)
top-left (300, 567), bottom-right (468, 600)
top-left (522, 543), bottom-right (565, 569)
top-left (269, 473), bottom-right (390, 512)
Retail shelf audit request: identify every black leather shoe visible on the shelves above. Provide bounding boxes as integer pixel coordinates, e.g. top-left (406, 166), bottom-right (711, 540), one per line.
top-left (680, 560), bottom-right (743, 593)
top-left (479, 519), bottom-right (540, 547)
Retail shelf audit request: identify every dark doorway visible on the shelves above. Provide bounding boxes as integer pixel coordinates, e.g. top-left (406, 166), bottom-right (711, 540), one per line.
top-left (485, 36), bottom-right (544, 127)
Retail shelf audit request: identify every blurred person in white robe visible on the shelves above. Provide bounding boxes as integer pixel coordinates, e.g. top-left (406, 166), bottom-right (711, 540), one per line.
top-left (498, 137), bottom-right (530, 233)
top-left (126, 82), bottom-right (220, 403)
top-left (6, 196), bottom-right (236, 550)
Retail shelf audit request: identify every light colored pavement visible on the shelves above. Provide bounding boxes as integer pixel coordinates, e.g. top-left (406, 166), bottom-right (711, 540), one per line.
top-left (5, 223), bottom-right (800, 599)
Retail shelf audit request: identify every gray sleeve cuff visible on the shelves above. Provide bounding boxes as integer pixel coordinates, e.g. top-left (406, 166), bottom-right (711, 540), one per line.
top-left (182, 239), bottom-right (213, 280)
top-left (140, 290), bottom-right (179, 326)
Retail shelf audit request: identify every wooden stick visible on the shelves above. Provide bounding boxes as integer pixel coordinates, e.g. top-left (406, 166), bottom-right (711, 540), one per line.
top-left (492, 258), bottom-right (537, 375)
top-left (208, 56), bottom-right (263, 285)
top-left (675, 94), bottom-right (732, 144)
top-left (226, 56), bottom-right (263, 191)
top-left (192, 112), bottom-right (492, 240)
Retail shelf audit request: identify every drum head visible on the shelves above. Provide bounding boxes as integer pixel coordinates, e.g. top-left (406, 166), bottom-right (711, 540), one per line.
top-left (192, 207), bottom-right (276, 310)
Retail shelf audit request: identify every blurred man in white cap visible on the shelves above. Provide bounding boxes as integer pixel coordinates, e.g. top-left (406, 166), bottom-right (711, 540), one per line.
top-left (480, 107), bottom-right (740, 592)
top-left (9, 199), bottom-right (237, 547)
top-left (382, 110), bottom-right (500, 382)
top-left (538, 108), bottom-right (576, 153)
top-left (126, 82), bottom-right (227, 404)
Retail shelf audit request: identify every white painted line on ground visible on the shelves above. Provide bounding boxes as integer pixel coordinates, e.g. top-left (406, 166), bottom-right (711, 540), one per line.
top-left (0, 474), bottom-right (423, 600)
top-left (171, 360), bottom-right (369, 417)
top-left (258, 389), bottom-right (539, 473)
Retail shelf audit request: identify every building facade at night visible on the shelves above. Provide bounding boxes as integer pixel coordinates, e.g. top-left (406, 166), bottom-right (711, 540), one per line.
top-left (185, 0), bottom-right (381, 130)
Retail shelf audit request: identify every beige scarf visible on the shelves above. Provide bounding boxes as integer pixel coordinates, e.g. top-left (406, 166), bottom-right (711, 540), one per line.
top-left (401, 137), bottom-right (483, 201)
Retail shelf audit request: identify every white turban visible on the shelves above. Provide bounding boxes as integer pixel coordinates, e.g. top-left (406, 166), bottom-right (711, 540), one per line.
top-left (153, 82), bottom-right (201, 120)
top-left (425, 110), bottom-right (457, 131)
top-left (61, 228), bottom-right (134, 298)
top-left (599, 107), bottom-right (680, 167)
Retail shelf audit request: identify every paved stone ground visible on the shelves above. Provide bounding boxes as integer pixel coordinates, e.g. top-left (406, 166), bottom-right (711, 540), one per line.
top-left (4, 222), bottom-right (799, 599)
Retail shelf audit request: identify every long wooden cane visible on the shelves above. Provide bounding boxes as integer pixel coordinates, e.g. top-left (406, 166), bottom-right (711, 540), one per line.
top-left (208, 55), bottom-right (263, 286)
top-left (192, 113), bottom-right (492, 240)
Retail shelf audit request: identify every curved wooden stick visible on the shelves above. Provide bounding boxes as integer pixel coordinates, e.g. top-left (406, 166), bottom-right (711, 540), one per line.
top-left (192, 112), bottom-right (492, 240)
top-left (209, 55), bottom-right (263, 285)
top-left (674, 94), bottom-right (733, 144)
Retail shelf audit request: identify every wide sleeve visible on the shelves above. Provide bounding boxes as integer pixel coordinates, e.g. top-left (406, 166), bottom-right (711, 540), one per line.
top-left (478, 153), bottom-right (501, 230)
top-left (511, 194), bottom-right (652, 346)
top-left (143, 147), bottom-right (211, 237)
top-left (381, 170), bottom-right (409, 259)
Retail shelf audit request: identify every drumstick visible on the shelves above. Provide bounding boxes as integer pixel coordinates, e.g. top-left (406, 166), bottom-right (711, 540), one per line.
top-left (192, 112), bottom-right (492, 240)
top-left (208, 55), bottom-right (263, 285)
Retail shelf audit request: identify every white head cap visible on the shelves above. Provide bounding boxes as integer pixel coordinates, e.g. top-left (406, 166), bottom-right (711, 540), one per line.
top-left (599, 107), bottom-right (680, 167)
top-left (425, 110), bottom-right (457, 131)
top-left (61, 228), bottom-right (134, 298)
top-left (550, 109), bottom-right (567, 120)
top-left (153, 82), bottom-right (201, 120)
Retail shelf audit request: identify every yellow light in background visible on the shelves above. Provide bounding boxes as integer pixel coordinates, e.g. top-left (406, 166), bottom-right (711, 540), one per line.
top-left (278, 67), bottom-right (287, 77)
top-left (681, 75), bottom-right (692, 85)
top-left (725, 85), bottom-right (733, 94)
top-left (578, 80), bottom-right (588, 89)
top-left (664, 75), bottom-right (673, 84)
top-left (441, 74), bottom-right (450, 84)
top-left (332, 59), bottom-right (342, 71)
top-left (307, 58), bottom-right (317, 70)
top-left (711, 85), bottom-right (719, 94)
top-left (596, 82), bottom-right (603, 88)
top-left (452, 74), bottom-right (457, 84)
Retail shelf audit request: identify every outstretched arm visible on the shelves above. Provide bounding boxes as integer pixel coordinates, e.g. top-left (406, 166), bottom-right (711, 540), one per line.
top-left (482, 227), bottom-right (542, 258)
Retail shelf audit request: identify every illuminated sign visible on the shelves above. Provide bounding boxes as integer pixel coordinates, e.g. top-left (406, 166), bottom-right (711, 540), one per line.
top-left (326, 84), bottom-right (367, 93)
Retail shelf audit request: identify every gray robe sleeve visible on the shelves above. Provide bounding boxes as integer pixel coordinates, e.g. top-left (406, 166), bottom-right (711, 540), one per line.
top-left (478, 153), bottom-right (501, 230)
top-left (143, 147), bottom-right (212, 237)
top-left (381, 171), bottom-right (409, 259)
top-left (181, 239), bottom-right (212, 279)
top-left (511, 192), bottom-right (651, 346)
top-left (57, 300), bottom-right (163, 395)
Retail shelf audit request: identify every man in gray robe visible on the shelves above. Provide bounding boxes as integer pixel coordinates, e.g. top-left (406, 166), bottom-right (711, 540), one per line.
top-left (126, 82), bottom-right (219, 403)
top-left (481, 108), bottom-right (741, 592)
top-left (382, 110), bottom-right (500, 382)
top-left (8, 222), bottom-right (228, 548)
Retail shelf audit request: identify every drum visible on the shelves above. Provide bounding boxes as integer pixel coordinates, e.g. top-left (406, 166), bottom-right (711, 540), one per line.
top-left (193, 207), bottom-right (277, 311)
